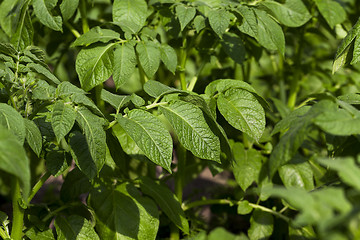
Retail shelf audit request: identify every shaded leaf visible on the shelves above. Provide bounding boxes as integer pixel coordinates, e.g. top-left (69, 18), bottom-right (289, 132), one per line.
top-left (11, 3), bottom-right (33, 51)
top-left (46, 149), bottom-right (70, 177)
top-left (24, 119), bottom-right (42, 157)
top-left (314, 0), bottom-right (346, 28)
top-left (221, 32), bottom-right (245, 65)
top-left (0, 103), bottom-right (25, 143)
top-left (55, 215), bottom-right (100, 240)
top-left (248, 210), bottom-right (274, 240)
top-left (90, 183), bottom-right (159, 240)
top-left (60, 168), bottom-right (91, 202)
top-left (175, 5), bottom-right (196, 31)
top-left (28, 63), bottom-right (61, 84)
top-left (60, 0), bottom-right (79, 21)
top-left (33, 0), bottom-right (62, 31)
top-left (51, 100), bottom-right (76, 142)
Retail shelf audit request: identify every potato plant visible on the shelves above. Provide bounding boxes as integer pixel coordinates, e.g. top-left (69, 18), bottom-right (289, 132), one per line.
top-left (0, 0), bottom-right (360, 239)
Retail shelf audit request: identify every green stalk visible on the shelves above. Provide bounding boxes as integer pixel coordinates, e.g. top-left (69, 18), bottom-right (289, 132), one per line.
top-left (10, 179), bottom-right (24, 240)
top-left (170, 145), bottom-right (187, 240)
top-left (179, 34), bottom-right (188, 91)
top-left (0, 227), bottom-right (10, 239)
top-left (79, 0), bottom-right (89, 33)
top-left (64, 21), bottom-right (81, 38)
top-left (28, 172), bottom-right (51, 203)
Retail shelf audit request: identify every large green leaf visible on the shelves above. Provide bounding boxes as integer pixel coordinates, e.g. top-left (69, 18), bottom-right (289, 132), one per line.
top-left (138, 176), bottom-right (189, 234)
top-left (136, 41), bottom-right (161, 79)
top-left (159, 44), bottom-right (177, 74)
top-left (60, 0), bottom-right (79, 21)
top-left (71, 93), bottom-right (103, 117)
top-left (143, 80), bottom-right (186, 99)
top-left (25, 228), bottom-right (55, 240)
top-left (221, 32), bottom-right (245, 64)
top-left (217, 88), bottom-right (265, 141)
top-left (113, 0), bottom-right (147, 34)
top-left (75, 44), bottom-right (115, 91)
top-left (208, 227), bottom-right (247, 240)
top-left (90, 183), bottom-right (159, 240)
top-left (24, 119), bottom-right (42, 157)
top-left (314, 0), bottom-right (346, 28)
top-left (55, 215), bottom-right (100, 240)
top-left (11, 2), bottom-right (33, 51)
top-left (317, 157), bottom-right (360, 191)
top-left (0, 103), bottom-right (25, 143)
top-left (175, 5), bottom-right (196, 31)
top-left (248, 210), bottom-right (274, 240)
top-left (60, 168), bottom-right (91, 202)
top-left (51, 100), bottom-right (76, 142)
top-left (232, 142), bottom-right (263, 191)
top-left (208, 9), bottom-right (230, 38)
top-left (71, 27), bottom-right (120, 47)
top-left (261, 0), bottom-right (311, 27)
top-left (159, 100), bottom-right (220, 162)
top-left (0, 0), bottom-right (23, 37)
top-left (254, 9), bottom-right (285, 55)
top-left (0, 125), bottom-right (30, 199)
top-left (28, 63), bottom-right (61, 84)
top-left (75, 107), bottom-right (106, 176)
top-left (117, 109), bottom-right (173, 172)
top-left (236, 5), bottom-right (258, 39)
top-left (46, 149), bottom-right (69, 177)
top-left (56, 81), bottom-right (86, 97)
top-left (32, 0), bottom-right (62, 31)
top-left (113, 42), bottom-right (137, 89)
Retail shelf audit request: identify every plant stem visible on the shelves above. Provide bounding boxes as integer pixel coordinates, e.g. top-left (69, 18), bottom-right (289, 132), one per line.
top-left (187, 60), bottom-right (206, 92)
top-left (95, 85), bottom-right (106, 113)
top-left (0, 227), bottom-right (10, 239)
top-left (170, 145), bottom-right (187, 240)
top-left (248, 203), bottom-right (290, 222)
top-left (64, 21), bottom-right (81, 38)
top-left (179, 33), bottom-right (188, 91)
top-left (79, 0), bottom-right (89, 33)
top-left (10, 179), bottom-right (24, 240)
top-left (28, 172), bottom-right (51, 203)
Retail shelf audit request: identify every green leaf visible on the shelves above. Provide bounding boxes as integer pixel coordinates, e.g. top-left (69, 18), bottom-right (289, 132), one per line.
top-left (333, 19), bottom-right (360, 73)
top-left (90, 183), bottom-right (159, 240)
top-left (46, 149), bottom-right (70, 177)
top-left (217, 88), bottom-right (265, 141)
top-left (208, 9), bottom-right (230, 38)
top-left (248, 210), bottom-right (274, 240)
top-left (175, 5), bottom-right (196, 31)
top-left (113, 0), bottom-right (147, 34)
top-left (208, 227), bottom-right (243, 240)
top-left (71, 93), bottom-right (103, 117)
top-left (28, 63), bottom-right (61, 84)
top-left (0, 0), bottom-right (23, 37)
top-left (100, 89), bottom-right (131, 112)
top-left (60, 0), bottom-right (79, 21)
top-left (11, 3), bottom-right (33, 51)
top-left (271, 106), bottom-right (310, 135)
top-left (159, 100), bottom-right (220, 162)
top-left (159, 44), bottom-right (177, 74)
top-left (279, 155), bottom-right (314, 190)
top-left (25, 228), bottom-right (55, 240)
top-left (55, 215), bottom-right (100, 240)
top-left (75, 107), bottom-right (106, 176)
top-left (237, 200), bottom-right (253, 215)
top-left (24, 119), bottom-right (42, 157)
top-left (0, 125), bottom-right (30, 199)
top-left (351, 36), bottom-right (360, 65)
top-left (32, 0), bottom-right (63, 31)
top-left (113, 42), bottom-right (137, 89)
top-left (221, 32), bottom-right (245, 65)
top-left (75, 44), bottom-right (115, 91)
top-left (51, 100), bottom-right (76, 142)
top-left (317, 157), bottom-right (360, 191)
top-left (71, 26), bottom-right (120, 47)
top-left (136, 41), bottom-right (161, 79)
top-left (143, 80), bottom-right (185, 98)
top-left (139, 176), bottom-right (189, 234)
top-left (261, 0), bottom-right (311, 27)
top-left (254, 9), bottom-right (285, 55)
top-left (314, 109), bottom-right (360, 135)
top-left (194, 15), bottom-right (206, 33)
top-left (60, 168), bottom-right (91, 202)
top-left (232, 142), bottom-right (263, 191)
top-left (0, 43), bottom-right (17, 57)
top-left (69, 131), bottom-right (97, 179)
top-left (117, 109), bottom-right (173, 172)
top-left (0, 103), bottom-right (26, 143)
top-left (236, 5), bottom-right (258, 39)
top-left (56, 81), bottom-right (86, 97)
top-left (314, 0), bottom-right (346, 28)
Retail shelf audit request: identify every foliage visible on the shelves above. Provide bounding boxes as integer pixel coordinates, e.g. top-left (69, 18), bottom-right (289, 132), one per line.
top-left (0, 0), bottom-right (359, 239)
